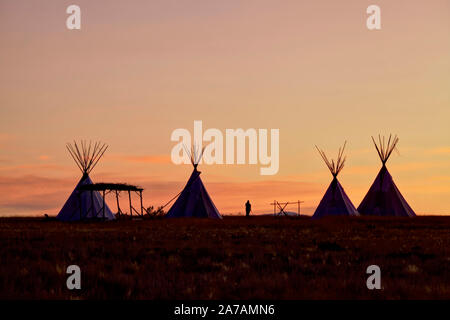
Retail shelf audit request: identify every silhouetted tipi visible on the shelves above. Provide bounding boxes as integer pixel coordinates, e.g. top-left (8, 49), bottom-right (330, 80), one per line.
top-left (313, 142), bottom-right (359, 219)
top-left (357, 135), bottom-right (416, 217)
top-left (166, 146), bottom-right (222, 219)
top-left (57, 141), bottom-right (115, 221)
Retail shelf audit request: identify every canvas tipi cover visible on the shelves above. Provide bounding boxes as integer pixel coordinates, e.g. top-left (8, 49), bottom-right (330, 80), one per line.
top-left (312, 142), bottom-right (359, 219)
top-left (357, 165), bottom-right (415, 217)
top-left (357, 135), bottom-right (416, 217)
top-left (166, 168), bottom-right (222, 219)
top-left (57, 174), bottom-right (115, 221)
top-left (57, 141), bottom-right (115, 221)
top-left (313, 178), bottom-right (359, 218)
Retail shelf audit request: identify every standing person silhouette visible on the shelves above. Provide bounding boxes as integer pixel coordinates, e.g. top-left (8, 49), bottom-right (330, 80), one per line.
top-left (245, 200), bottom-right (251, 217)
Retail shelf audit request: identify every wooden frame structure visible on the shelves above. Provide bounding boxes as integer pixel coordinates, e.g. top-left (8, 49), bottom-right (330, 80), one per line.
top-left (270, 200), bottom-right (304, 216)
top-left (78, 183), bottom-right (144, 219)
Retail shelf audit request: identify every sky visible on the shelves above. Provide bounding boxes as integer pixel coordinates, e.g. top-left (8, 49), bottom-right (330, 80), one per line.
top-left (0, 0), bottom-right (449, 216)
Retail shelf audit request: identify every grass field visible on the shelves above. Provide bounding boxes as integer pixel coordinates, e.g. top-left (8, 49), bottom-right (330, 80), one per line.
top-left (1, 216), bottom-right (450, 299)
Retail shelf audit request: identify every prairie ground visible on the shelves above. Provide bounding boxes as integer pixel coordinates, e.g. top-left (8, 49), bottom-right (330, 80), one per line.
top-left (1, 216), bottom-right (449, 299)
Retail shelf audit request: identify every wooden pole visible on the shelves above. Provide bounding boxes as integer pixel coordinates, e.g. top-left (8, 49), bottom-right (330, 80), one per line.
top-left (116, 190), bottom-right (121, 218)
top-left (298, 200), bottom-right (300, 216)
top-left (274, 200), bottom-right (276, 215)
top-left (140, 191), bottom-right (143, 217)
top-left (128, 190), bottom-right (132, 219)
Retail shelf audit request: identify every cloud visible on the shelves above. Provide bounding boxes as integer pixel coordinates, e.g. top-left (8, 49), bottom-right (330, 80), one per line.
top-left (0, 172), bottom-right (323, 216)
top-left (0, 133), bottom-right (14, 141)
top-left (2, 169), bottom-right (449, 217)
top-left (428, 147), bottom-right (450, 155)
top-left (206, 180), bottom-right (322, 214)
top-left (348, 147), bottom-right (374, 156)
top-left (0, 174), bottom-right (75, 216)
top-left (343, 161), bottom-right (450, 175)
top-left (0, 192), bottom-right (62, 212)
top-left (344, 165), bottom-right (378, 176)
top-left (109, 154), bottom-right (172, 164)
top-left (390, 161), bottom-right (450, 172)
top-left (0, 163), bottom-right (68, 172)
top-left (430, 176), bottom-right (450, 182)
top-left (0, 133), bottom-right (15, 148)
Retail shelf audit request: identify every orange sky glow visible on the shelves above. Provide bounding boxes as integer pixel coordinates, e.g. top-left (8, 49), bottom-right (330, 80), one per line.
top-left (0, 0), bottom-right (449, 216)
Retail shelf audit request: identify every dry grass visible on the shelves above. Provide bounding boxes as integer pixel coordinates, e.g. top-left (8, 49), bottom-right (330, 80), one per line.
top-left (1, 216), bottom-right (450, 299)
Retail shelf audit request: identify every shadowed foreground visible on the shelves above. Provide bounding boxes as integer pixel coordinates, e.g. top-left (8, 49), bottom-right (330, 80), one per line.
top-left (1, 216), bottom-right (450, 299)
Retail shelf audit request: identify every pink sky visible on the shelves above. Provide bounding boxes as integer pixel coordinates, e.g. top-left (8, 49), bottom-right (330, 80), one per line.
top-left (0, 1), bottom-right (449, 216)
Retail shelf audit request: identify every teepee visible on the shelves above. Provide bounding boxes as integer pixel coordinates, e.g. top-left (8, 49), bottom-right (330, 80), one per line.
top-left (357, 135), bottom-right (416, 217)
top-left (312, 142), bottom-right (359, 219)
top-left (166, 145), bottom-right (222, 219)
top-left (57, 141), bottom-right (115, 221)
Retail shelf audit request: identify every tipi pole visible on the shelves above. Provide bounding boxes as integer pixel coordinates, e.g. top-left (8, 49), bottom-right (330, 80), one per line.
top-left (139, 191), bottom-right (143, 217)
top-left (115, 190), bottom-right (121, 218)
top-left (128, 190), bottom-right (132, 219)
